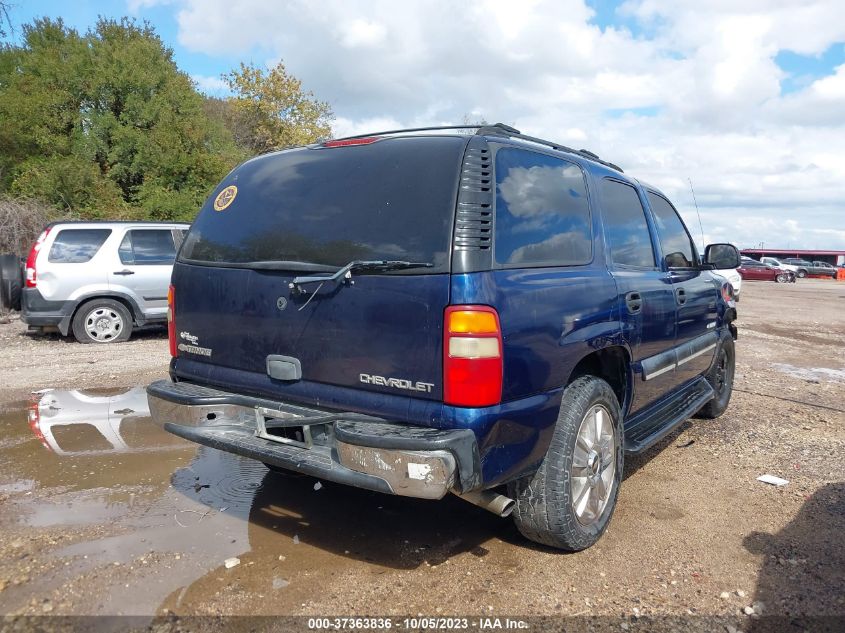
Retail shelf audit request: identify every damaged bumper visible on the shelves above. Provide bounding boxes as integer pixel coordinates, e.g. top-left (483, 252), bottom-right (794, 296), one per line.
top-left (146, 380), bottom-right (481, 500)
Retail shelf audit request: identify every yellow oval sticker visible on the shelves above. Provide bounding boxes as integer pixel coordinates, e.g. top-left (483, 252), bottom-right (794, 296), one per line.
top-left (213, 185), bottom-right (238, 211)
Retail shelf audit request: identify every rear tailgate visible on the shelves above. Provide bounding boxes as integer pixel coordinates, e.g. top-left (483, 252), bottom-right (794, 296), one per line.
top-left (173, 135), bottom-right (468, 403)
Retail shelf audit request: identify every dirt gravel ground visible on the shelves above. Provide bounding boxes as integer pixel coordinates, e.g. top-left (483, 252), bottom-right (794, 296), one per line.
top-left (0, 320), bottom-right (170, 404)
top-left (0, 280), bottom-right (843, 631)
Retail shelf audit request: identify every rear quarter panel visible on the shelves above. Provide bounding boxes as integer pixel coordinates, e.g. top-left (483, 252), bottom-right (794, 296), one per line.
top-left (448, 266), bottom-right (624, 485)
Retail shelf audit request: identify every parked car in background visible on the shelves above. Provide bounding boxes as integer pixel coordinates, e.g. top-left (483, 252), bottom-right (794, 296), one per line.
top-left (738, 259), bottom-right (795, 283)
top-left (22, 221), bottom-right (189, 343)
top-left (783, 257), bottom-right (827, 278)
top-left (810, 261), bottom-right (838, 278)
top-left (760, 256), bottom-right (800, 275)
top-left (710, 265), bottom-right (742, 301)
top-left (148, 123), bottom-right (740, 551)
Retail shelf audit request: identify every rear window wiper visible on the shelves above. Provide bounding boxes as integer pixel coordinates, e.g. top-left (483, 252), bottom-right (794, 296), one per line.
top-left (289, 260), bottom-right (433, 292)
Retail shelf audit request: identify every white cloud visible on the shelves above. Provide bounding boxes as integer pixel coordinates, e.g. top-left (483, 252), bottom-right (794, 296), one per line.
top-left (170, 0), bottom-right (845, 249)
top-left (191, 74), bottom-right (229, 95)
top-left (337, 19), bottom-right (387, 49)
top-left (126, 0), bottom-right (175, 13)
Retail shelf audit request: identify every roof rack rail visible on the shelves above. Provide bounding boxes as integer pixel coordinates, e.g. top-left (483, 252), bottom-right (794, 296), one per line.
top-left (332, 125), bottom-right (485, 141)
top-left (473, 124), bottom-right (624, 173)
top-left (328, 122), bottom-right (624, 173)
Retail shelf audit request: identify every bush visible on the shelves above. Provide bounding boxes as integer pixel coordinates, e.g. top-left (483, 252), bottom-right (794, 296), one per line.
top-left (0, 196), bottom-right (60, 255)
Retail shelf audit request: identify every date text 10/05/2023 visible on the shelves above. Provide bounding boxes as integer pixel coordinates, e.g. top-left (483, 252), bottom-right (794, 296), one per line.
top-left (307, 618), bottom-right (530, 630)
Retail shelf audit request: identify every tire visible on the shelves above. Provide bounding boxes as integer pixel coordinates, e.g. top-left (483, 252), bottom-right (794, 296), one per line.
top-left (508, 375), bottom-right (623, 551)
top-left (696, 337), bottom-right (735, 419)
top-left (0, 254), bottom-right (22, 311)
top-left (796, 269), bottom-right (807, 278)
top-left (775, 273), bottom-right (786, 283)
top-left (71, 299), bottom-right (133, 343)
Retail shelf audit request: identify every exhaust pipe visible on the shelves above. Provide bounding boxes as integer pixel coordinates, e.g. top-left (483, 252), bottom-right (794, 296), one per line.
top-left (455, 490), bottom-right (515, 517)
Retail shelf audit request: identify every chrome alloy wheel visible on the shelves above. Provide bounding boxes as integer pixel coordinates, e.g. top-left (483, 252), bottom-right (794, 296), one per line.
top-left (84, 307), bottom-right (124, 342)
top-left (571, 404), bottom-right (617, 527)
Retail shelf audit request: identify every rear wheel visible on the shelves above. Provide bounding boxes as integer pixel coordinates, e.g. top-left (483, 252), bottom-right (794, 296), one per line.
top-left (775, 273), bottom-right (786, 283)
top-left (697, 338), bottom-right (735, 419)
top-left (72, 299), bottom-right (133, 344)
top-left (0, 254), bottom-right (22, 311)
top-left (509, 375), bottom-right (623, 551)
top-left (796, 269), bottom-right (807, 278)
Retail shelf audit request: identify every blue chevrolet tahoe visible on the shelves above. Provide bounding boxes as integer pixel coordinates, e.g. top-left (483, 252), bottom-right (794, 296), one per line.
top-left (147, 124), bottom-right (740, 551)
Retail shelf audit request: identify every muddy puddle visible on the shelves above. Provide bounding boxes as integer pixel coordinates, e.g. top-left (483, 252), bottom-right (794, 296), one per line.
top-left (0, 387), bottom-right (514, 616)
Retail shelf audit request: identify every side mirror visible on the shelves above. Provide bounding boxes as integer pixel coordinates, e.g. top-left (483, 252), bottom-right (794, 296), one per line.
top-left (704, 243), bottom-right (740, 270)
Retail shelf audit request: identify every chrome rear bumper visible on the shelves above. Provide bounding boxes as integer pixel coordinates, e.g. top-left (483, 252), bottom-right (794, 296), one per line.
top-left (146, 380), bottom-right (481, 500)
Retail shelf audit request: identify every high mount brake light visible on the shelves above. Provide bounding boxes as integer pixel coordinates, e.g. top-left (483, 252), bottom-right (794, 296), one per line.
top-left (167, 284), bottom-right (177, 357)
top-left (322, 137), bottom-right (381, 148)
top-left (25, 228), bottom-right (51, 288)
top-left (443, 306), bottom-right (503, 407)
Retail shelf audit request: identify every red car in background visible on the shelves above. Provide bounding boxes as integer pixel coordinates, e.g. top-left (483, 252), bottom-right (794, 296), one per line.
top-left (738, 259), bottom-right (796, 283)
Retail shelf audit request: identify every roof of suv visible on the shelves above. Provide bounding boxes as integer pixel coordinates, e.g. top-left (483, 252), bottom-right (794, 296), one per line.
top-left (322, 123), bottom-right (626, 175)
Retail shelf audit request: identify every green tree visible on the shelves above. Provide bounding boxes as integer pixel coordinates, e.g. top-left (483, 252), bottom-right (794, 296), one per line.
top-left (223, 61), bottom-right (333, 153)
top-left (0, 17), bottom-right (241, 220)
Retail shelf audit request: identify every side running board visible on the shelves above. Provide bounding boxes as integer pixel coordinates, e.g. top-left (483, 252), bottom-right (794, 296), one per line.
top-left (623, 377), bottom-right (714, 453)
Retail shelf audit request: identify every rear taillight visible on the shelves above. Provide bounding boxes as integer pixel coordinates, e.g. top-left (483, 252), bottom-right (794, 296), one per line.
top-left (25, 228), bottom-right (51, 288)
top-left (443, 305), bottom-right (503, 407)
top-left (167, 284), bottom-right (177, 357)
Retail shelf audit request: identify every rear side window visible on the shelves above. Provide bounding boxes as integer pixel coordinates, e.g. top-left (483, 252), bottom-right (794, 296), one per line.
top-left (494, 148), bottom-right (592, 267)
top-left (647, 192), bottom-right (696, 268)
top-left (118, 230), bottom-right (177, 265)
top-left (48, 229), bottom-right (111, 263)
top-left (180, 136), bottom-right (466, 272)
top-left (600, 179), bottom-right (656, 268)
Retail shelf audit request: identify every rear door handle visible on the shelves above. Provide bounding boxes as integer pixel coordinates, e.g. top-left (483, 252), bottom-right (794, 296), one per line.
top-left (625, 291), bottom-right (642, 314)
top-left (113, 270), bottom-right (135, 276)
top-left (675, 287), bottom-right (687, 305)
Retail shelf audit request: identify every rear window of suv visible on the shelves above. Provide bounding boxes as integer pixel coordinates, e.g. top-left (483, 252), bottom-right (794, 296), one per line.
top-left (48, 229), bottom-right (112, 263)
top-left (180, 136), bottom-right (467, 273)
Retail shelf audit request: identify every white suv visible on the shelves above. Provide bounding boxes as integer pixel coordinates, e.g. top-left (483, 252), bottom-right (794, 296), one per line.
top-left (760, 256), bottom-right (800, 274)
top-left (711, 265), bottom-right (742, 301)
top-left (21, 221), bottom-right (189, 343)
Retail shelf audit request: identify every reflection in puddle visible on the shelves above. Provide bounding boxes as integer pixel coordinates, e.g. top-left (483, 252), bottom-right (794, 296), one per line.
top-left (0, 386), bottom-right (514, 615)
top-left (28, 387), bottom-right (185, 455)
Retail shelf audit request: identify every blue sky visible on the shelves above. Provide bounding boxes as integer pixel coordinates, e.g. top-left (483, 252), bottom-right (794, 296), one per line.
top-left (7, 0), bottom-right (227, 82)
top-left (9, 0), bottom-right (843, 100)
top-left (5, 0), bottom-right (845, 250)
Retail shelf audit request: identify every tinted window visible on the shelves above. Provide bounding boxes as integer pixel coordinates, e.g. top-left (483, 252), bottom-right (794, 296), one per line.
top-left (48, 229), bottom-right (111, 263)
top-left (647, 192), bottom-right (696, 268)
top-left (180, 137), bottom-right (466, 272)
top-left (494, 148), bottom-right (591, 266)
top-left (119, 230), bottom-right (177, 265)
top-left (600, 180), bottom-right (656, 268)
